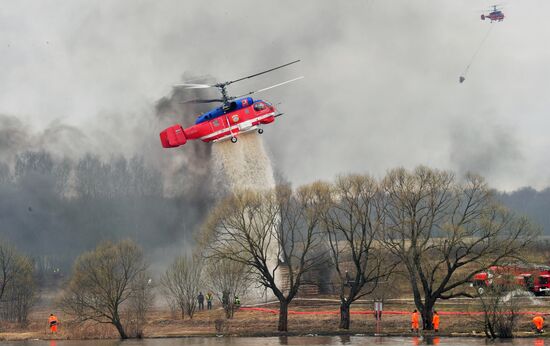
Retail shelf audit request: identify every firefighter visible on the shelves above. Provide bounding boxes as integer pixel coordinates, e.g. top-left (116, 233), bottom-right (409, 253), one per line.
top-left (411, 309), bottom-right (420, 333)
top-left (48, 313), bottom-right (58, 333)
top-left (433, 310), bottom-right (440, 332)
top-left (533, 314), bottom-right (544, 333)
top-left (197, 292), bottom-right (204, 311)
top-left (206, 291), bottom-right (213, 310)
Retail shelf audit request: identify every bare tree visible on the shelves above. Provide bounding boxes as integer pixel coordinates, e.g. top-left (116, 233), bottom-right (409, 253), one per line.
top-left (160, 255), bottom-right (202, 319)
top-left (0, 240), bottom-right (36, 323)
top-left (204, 258), bottom-right (252, 318)
top-left (381, 166), bottom-right (538, 330)
top-left (476, 273), bottom-right (522, 338)
top-left (202, 185), bottom-right (325, 332)
top-left (318, 175), bottom-right (394, 329)
top-left (61, 240), bottom-right (149, 339)
top-left (0, 240), bottom-right (22, 304)
top-left (126, 272), bottom-right (154, 338)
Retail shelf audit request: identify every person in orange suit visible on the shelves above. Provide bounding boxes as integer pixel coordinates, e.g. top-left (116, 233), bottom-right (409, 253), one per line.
top-left (411, 309), bottom-right (420, 333)
top-left (48, 313), bottom-right (58, 333)
top-left (533, 315), bottom-right (544, 333)
top-left (433, 310), bottom-right (440, 332)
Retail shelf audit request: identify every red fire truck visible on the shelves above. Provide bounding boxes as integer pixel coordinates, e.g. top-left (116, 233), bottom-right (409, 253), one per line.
top-left (472, 264), bottom-right (550, 296)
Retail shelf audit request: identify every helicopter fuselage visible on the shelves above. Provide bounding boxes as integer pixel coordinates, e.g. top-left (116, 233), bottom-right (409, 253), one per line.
top-left (160, 98), bottom-right (279, 148)
top-left (481, 10), bottom-right (504, 22)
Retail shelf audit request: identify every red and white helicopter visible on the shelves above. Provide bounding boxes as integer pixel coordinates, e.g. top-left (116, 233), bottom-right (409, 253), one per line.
top-left (160, 60), bottom-right (302, 148)
top-left (481, 5), bottom-right (505, 22)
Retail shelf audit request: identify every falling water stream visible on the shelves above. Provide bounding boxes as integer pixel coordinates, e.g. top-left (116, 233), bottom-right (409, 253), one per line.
top-left (211, 132), bottom-right (280, 293)
top-left (211, 132), bottom-right (276, 192)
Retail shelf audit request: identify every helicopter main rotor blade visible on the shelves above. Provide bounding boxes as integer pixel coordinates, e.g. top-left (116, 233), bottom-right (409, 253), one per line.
top-left (179, 75), bottom-right (212, 84)
top-left (223, 60), bottom-right (301, 87)
top-left (173, 83), bottom-right (214, 89)
top-left (180, 98), bottom-right (224, 104)
top-left (232, 76), bottom-right (304, 99)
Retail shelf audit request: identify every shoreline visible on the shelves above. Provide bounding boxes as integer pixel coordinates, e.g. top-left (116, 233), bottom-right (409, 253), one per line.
top-left (3, 330), bottom-right (549, 341)
top-left (2, 301), bottom-right (548, 342)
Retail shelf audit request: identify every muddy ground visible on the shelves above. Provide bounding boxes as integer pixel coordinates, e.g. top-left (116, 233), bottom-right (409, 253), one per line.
top-left (1, 298), bottom-right (549, 341)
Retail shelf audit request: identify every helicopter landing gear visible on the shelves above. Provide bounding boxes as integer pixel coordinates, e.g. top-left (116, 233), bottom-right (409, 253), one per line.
top-left (258, 128), bottom-right (264, 134)
top-left (230, 137), bottom-right (238, 143)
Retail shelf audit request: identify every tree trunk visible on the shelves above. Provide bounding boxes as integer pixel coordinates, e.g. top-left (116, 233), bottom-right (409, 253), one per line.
top-left (422, 301), bottom-right (434, 330)
top-left (225, 304), bottom-right (235, 319)
top-left (113, 319), bottom-right (128, 339)
top-left (339, 301), bottom-right (351, 329)
top-left (278, 300), bottom-right (289, 332)
top-left (485, 319), bottom-right (496, 339)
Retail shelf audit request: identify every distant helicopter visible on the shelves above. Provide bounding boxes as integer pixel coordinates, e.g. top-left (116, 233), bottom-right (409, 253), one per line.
top-left (160, 60), bottom-right (303, 148)
top-left (481, 5), bottom-right (505, 22)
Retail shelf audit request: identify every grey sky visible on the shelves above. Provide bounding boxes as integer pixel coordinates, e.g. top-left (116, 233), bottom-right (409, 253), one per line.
top-left (1, 0), bottom-right (549, 191)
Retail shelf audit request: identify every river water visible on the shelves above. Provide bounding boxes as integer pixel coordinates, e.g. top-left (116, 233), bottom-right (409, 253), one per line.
top-left (0, 336), bottom-right (546, 346)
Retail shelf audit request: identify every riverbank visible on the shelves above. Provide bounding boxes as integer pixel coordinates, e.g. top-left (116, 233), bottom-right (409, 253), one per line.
top-left (1, 299), bottom-right (549, 341)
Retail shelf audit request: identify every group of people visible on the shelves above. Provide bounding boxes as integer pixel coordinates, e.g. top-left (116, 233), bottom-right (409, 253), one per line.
top-left (411, 309), bottom-right (546, 334)
top-left (410, 310), bottom-right (439, 333)
top-left (197, 292), bottom-right (214, 310)
top-left (44, 307), bottom-right (547, 336)
top-left (197, 292), bottom-right (241, 311)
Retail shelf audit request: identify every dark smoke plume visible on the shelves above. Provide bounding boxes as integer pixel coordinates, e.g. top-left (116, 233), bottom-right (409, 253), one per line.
top-left (154, 77), bottom-right (216, 197)
top-left (0, 80), bottom-right (225, 276)
top-left (449, 120), bottom-right (523, 180)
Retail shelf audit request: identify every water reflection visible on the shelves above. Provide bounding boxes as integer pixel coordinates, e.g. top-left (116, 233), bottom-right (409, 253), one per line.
top-left (338, 335), bottom-right (351, 344)
top-left (0, 336), bottom-right (548, 346)
top-left (425, 336), bottom-right (440, 345)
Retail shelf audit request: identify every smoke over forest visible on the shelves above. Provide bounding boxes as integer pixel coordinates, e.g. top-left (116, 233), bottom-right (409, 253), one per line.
top-left (2, 0), bottom-right (550, 278)
top-left (0, 84), bottom-right (225, 274)
top-left (2, 84), bottom-right (550, 277)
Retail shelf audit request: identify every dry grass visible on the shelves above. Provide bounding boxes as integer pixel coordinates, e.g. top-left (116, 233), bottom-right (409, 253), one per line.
top-left (0, 298), bottom-right (547, 340)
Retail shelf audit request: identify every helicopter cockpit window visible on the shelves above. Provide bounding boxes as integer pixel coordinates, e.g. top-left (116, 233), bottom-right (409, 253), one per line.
top-left (254, 103), bottom-right (266, 111)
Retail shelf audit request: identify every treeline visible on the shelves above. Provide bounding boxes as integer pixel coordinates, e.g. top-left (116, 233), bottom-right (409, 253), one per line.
top-left (201, 167), bottom-right (538, 334)
top-left (0, 150), bottom-right (209, 279)
top-left (0, 166), bottom-right (541, 339)
top-left (497, 187), bottom-right (550, 235)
